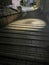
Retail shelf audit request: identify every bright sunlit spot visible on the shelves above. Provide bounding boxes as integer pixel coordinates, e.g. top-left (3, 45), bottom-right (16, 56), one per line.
top-left (8, 19), bottom-right (46, 31)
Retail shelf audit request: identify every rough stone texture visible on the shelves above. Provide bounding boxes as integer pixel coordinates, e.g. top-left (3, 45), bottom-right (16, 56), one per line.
top-left (0, 8), bottom-right (19, 28)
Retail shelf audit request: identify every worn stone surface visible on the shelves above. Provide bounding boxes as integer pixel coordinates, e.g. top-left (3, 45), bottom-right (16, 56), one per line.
top-left (0, 11), bottom-right (49, 65)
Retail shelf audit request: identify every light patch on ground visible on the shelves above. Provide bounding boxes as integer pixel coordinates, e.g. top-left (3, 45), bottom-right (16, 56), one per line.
top-left (7, 19), bottom-right (46, 31)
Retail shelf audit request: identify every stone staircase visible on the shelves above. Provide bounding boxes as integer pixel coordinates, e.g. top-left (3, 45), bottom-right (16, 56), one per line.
top-left (0, 17), bottom-right (49, 65)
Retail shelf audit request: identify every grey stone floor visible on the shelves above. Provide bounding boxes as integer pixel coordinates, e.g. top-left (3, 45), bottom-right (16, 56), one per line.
top-left (0, 10), bottom-right (49, 64)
